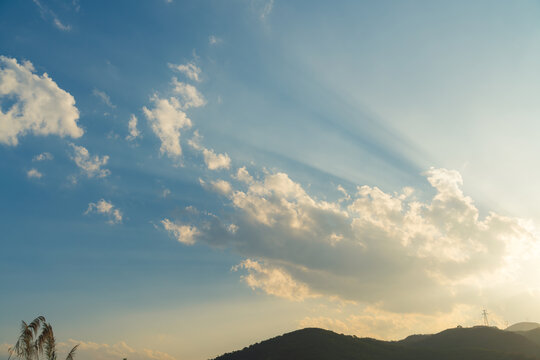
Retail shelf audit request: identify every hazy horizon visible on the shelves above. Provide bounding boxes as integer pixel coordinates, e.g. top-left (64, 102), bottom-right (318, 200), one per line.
top-left (3, 1), bottom-right (540, 359)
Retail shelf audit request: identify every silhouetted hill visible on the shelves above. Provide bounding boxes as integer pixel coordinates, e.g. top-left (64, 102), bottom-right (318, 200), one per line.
top-left (513, 328), bottom-right (540, 346)
top-left (397, 333), bottom-right (431, 345)
top-left (213, 327), bottom-right (540, 360)
top-left (507, 322), bottom-right (540, 332)
top-left (403, 326), bottom-right (540, 358)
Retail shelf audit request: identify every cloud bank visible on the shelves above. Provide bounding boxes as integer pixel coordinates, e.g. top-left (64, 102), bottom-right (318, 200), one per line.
top-left (164, 166), bottom-right (540, 315)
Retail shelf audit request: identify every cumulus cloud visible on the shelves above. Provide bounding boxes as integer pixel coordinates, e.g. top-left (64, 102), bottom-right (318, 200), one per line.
top-left (33, 152), bottom-right (53, 161)
top-left (27, 168), bottom-right (43, 178)
top-left (93, 89), bottom-right (116, 108)
top-left (0, 56), bottom-right (83, 146)
top-left (161, 219), bottom-right (199, 245)
top-left (126, 114), bottom-right (141, 141)
top-left (168, 62), bottom-right (201, 82)
top-left (234, 167), bottom-right (254, 184)
top-left (143, 95), bottom-right (192, 158)
top-left (70, 144), bottom-right (110, 178)
top-left (58, 339), bottom-right (176, 360)
top-left (171, 78), bottom-right (206, 109)
top-left (202, 148), bottom-right (231, 170)
top-left (200, 178), bottom-right (232, 195)
top-left (233, 259), bottom-right (318, 301)
top-left (177, 166), bottom-right (540, 315)
top-left (85, 199), bottom-right (123, 224)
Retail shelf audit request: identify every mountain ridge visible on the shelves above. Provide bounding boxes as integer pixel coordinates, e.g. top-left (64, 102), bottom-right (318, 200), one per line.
top-left (212, 326), bottom-right (540, 360)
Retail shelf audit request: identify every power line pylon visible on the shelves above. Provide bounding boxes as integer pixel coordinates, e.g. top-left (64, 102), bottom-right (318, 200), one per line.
top-left (482, 309), bottom-right (490, 326)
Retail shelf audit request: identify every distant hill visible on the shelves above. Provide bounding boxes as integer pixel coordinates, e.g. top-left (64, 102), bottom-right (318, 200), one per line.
top-left (213, 326), bottom-right (540, 360)
top-left (507, 322), bottom-right (540, 332)
top-left (512, 328), bottom-right (540, 347)
top-left (399, 326), bottom-right (540, 358)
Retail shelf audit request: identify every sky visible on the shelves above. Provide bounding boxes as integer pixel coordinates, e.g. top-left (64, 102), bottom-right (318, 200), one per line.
top-left (3, 0), bottom-right (540, 359)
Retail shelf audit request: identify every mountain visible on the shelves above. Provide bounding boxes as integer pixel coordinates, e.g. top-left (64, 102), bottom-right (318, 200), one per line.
top-left (507, 322), bottom-right (540, 332)
top-left (512, 328), bottom-right (540, 346)
top-left (213, 327), bottom-right (540, 360)
top-left (399, 326), bottom-right (540, 358)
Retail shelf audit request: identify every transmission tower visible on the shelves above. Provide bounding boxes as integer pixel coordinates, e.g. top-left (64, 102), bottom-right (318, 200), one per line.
top-left (482, 309), bottom-right (490, 326)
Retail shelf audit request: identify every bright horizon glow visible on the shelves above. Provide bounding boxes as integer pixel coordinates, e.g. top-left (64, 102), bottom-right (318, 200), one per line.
top-left (3, 1), bottom-right (540, 359)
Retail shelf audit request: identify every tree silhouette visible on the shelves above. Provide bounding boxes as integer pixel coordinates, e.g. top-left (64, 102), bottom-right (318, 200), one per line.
top-left (8, 316), bottom-right (78, 360)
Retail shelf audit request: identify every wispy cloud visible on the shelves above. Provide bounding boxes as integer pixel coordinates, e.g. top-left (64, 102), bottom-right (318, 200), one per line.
top-left (260, 0), bottom-right (274, 20)
top-left (32, 0), bottom-right (72, 31)
top-left (93, 89), bottom-right (116, 108)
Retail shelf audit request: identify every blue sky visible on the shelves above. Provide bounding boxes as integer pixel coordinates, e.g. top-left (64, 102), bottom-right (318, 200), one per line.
top-left (3, 1), bottom-right (540, 359)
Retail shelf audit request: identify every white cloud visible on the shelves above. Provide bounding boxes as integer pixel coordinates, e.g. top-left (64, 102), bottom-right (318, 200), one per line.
top-left (181, 167), bottom-right (540, 315)
top-left (143, 95), bottom-right (192, 158)
top-left (93, 89), bottom-right (116, 108)
top-left (188, 131), bottom-right (231, 170)
top-left (168, 62), bottom-right (201, 82)
top-left (0, 56), bottom-right (83, 146)
top-left (200, 178), bottom-right (232, 195)
top-left (161, 219), bottom-right (199, 245)
top-left (171, 78), bottom-right (206, 109)
top-left (209, 35), bottom-right (222, 45)
top-left (233, 259), bottom-right (318, 301)
top-left (58, 339), bottom-right (176, 360)
top-left (70, 143), bottom-right (110, 178)
top-left (33, 152), bottom-right (53, 161)
top-left (234, 167), bottom-right (254, 184)
top-left (85, 199), bottom-right (123, 224)
top-left (27, 168), bottom-right (42, 179)
top-left (126, 114), bottom-right (141, 141)
top-left (202, 148), bottom-right (231, 170)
